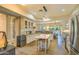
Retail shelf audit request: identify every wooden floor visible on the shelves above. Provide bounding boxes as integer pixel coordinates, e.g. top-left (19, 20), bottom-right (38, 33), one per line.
top-left (16, 39), bottom-right (68, 55)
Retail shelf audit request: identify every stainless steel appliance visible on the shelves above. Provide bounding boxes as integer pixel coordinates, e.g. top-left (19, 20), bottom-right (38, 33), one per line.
top-left (70, 15), bottom-right (79, 54)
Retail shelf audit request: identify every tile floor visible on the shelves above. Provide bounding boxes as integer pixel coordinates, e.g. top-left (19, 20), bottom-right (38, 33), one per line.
top-left (16, 38), bottom-right (68, 55)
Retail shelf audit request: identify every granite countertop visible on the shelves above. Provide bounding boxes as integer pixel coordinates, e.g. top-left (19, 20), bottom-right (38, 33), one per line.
top-left (0, 45), bottom-right (15, 54)
top-left (35, 34), bottom-right (50, 39)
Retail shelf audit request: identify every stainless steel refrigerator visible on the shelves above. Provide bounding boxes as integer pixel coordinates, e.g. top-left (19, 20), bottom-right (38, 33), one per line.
top-left (70, 15), bottom-right (79, 55)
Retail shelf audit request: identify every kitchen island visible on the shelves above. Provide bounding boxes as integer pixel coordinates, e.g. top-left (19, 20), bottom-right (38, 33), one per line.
top-left (35, 34), bottom-right (52, 54)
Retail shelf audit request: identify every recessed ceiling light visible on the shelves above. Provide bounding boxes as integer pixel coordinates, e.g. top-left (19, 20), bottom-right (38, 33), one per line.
top-left (61, 9), bottom-right (65, 12)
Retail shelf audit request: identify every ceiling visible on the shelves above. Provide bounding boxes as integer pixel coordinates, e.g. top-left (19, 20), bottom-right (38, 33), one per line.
top-left (20, 4), bottom-right (78, 20)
